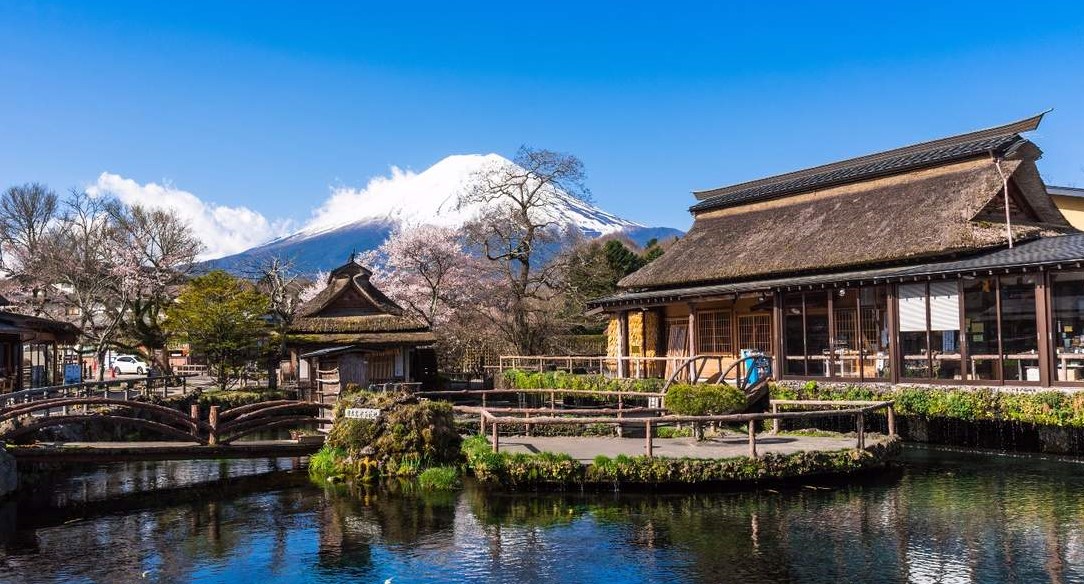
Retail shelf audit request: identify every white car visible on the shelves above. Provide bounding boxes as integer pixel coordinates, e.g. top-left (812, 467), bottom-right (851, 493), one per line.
top-left (112, 355), bottom-right (149, 375)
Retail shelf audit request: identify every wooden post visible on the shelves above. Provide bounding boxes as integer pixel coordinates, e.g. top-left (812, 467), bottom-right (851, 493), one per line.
top-left (771, 403), bottom-right (780, 434)
top-left (481, 392), bottom-right (487, 408)
top-left (550, 391), bottom-right (555, 410)
top-left (479, 411), bottom-right (486, 435)
top-left (887, 405), bottom-right (896, 437)
top-left (209, 405), bottom-right (220, 445)
top-left (491, 421), bottom-right (499, 453)
top-left (856, 412), bottom-right (865, 449)
top-left (524, 411), bottom-right (531, 436)
top-left (748, 420), bottom-right (757, 458)
top-left (190, 404), bottom-right (200, 422)
top-left (645, 419), bottom-right (653, 458)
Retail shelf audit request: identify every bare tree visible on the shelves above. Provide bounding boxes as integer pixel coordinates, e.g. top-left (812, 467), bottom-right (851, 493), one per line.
top-left (459, 146), bottom-right (589, 354)
top-left (248, 256), bottom-right (306, 389)
top-left (106, 202), bottom-right (203, 372)
top-left (0, 183), bottom-right (59, 314)
top-left (37, 190), bottom-right (130, 379)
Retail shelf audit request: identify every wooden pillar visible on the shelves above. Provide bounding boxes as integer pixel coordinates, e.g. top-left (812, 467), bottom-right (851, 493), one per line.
top-left (208, 405), bottom-right (220, 445)
top-left (617, 310), bottom-right (629, 378)
top-left (887, 405), bottom-right (897, 437)
top-left (771, 291), bottom-right (783, 379)
top-left (644, 420), bottom-right (653, 458)
top-left (491, 421), bottom-right (499, 453)
top-left (887, 284), bottom-right (901, 385)
top-left (747, 420), bottom-right (757, 458)
top-left (687, 303), bottom-right (698, 381)
top-left (856, 412), bottom-right (865, 449)
top-left (1035, 270), bottom-right (1052, 387)
top-left (639, 308), bottom-right (648, 379)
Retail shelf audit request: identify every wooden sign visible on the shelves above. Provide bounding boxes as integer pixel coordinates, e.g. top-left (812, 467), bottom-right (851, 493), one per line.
top-left (344, 407), bottom-right (381, 420)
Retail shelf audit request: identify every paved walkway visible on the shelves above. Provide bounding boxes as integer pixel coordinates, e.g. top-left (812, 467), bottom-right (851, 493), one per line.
top-left (496, 434), bottom-right (875, 462)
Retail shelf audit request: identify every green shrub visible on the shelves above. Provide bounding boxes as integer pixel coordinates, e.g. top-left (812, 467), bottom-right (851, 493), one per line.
top-left (308, 445), bottom-right (345, 477)
top-left (501, 369), bottom-right (664, 393)
top-left (769, 382), bottom-right (1084, 428)
top-left (418, 466), bottom-right (462, 490)
top-left (665, 383), bottom-right (746, 415)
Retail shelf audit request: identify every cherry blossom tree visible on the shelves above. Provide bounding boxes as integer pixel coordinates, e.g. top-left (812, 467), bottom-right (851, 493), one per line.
top-left (366, 225), bottom-right (482, 329)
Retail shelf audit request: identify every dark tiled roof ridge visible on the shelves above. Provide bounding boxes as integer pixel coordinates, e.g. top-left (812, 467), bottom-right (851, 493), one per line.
top-left (690, 112), bottom-right (1047, 213)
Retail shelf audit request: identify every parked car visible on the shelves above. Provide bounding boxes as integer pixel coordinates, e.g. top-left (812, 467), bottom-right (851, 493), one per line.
top-left (112, 355), bottom-right (149, 375)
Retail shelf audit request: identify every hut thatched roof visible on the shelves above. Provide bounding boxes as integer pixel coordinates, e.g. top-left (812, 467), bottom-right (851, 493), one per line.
top-left (620, 118), bottom-right (1074, 291)
top-left (288, 258), bottom-right (434, 345)
top-left (0, 309), bottom-right (80, 343)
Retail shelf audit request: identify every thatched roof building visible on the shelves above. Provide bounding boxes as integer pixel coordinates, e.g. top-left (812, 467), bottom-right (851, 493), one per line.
top-left (289, 260), bottom-right (435, 347)
top-left (619, 113), bottom-right (1073, 291)
top-left (286, 258), bottom-right (436, 391)
top-left (589, 113), bottom-right (1084, 389)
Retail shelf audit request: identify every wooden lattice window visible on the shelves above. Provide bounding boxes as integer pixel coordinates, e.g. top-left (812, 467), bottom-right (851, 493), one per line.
top-left (738, 314), bottom-right (771, 352)
top-left (697, 310), bottom-right (733, 354)
top-left (833, 308), bottom-right (858, 351)
top-left (860, 308), bottom-right (881, 352)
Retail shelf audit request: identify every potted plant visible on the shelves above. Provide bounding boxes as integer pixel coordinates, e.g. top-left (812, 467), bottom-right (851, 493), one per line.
top-left (290, 429), bottom-right (324, 445)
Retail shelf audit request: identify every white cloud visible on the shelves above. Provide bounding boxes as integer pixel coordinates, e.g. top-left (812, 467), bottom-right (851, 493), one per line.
top-left (87, 173), bottom-right (291, 260)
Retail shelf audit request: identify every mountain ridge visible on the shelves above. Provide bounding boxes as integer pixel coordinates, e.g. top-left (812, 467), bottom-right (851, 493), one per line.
top-left (206, 153), bottom-right (682, 274)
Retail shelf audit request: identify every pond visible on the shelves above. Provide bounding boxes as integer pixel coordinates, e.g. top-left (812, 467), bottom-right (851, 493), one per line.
top-left (0, 446), bottom-right (1082, 583)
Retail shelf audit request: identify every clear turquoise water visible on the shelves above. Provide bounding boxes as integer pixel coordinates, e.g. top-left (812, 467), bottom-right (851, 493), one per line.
top-left (1, 446), bottom-right (1082, 583)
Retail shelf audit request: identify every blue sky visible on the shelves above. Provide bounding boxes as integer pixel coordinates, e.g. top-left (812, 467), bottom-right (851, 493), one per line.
top-left (2, 1), bottom-right (1082, 249)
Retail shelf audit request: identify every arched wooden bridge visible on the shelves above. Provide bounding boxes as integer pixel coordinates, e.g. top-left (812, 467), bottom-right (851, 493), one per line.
top-left (0, 377), bottom-right (334, 446)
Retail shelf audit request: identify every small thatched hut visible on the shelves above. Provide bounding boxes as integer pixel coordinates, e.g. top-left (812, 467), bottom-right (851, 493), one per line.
top-left (286, 259), bottom-right (436, 393)
top-left (591, 113), bottom-right (1084, 388)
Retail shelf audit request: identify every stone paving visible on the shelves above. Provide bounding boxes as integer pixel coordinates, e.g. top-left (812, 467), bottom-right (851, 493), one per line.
top-left (495, 433), bottom-right (876, 462)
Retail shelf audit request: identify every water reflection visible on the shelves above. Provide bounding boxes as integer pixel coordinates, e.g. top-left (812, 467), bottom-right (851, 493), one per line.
top-left (0, 447), bottom-right (1081, 583)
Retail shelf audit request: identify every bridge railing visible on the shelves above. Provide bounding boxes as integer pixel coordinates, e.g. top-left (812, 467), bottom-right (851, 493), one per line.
top-left (0, 375), bottom-right (195, 407)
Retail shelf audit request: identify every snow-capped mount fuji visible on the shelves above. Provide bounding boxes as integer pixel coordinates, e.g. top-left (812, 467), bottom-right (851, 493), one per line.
top-left (206, 153), bottom-right (682, 274)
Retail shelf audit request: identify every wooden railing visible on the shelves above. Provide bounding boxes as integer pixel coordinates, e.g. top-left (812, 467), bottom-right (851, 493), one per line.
top-left (0, 375), bottom-right (195, 407)
top-left (463, 398), bottom-right (895, 459)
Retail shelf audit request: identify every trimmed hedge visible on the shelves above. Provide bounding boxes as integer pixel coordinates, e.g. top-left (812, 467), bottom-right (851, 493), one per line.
top-left (665, 383), bottom-right (746, 415)
top-left (461, 433), bottom-right (899, 488)
top-left (502, 369), bottom-right (664, 393)
top-left (772, 382), bottom-right (1084, 427)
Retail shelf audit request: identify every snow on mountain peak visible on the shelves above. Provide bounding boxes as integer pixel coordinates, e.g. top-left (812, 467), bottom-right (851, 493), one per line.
top-left (297, 153), bottom-right (641, 239)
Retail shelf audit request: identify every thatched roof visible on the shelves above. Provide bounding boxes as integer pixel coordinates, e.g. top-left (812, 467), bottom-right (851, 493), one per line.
top-left (288, 258), bottom-right (433, 345)
top-left (620, 126), bottom-right (1074, 291)
top-left (0, 309), bottom-right (80, 343)
top-left (592, 232), bottom-right (1084, 309)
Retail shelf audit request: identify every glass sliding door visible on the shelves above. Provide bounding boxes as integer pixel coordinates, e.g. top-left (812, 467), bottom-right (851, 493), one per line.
top-left (833, 288), bottom-right (860, 378)
top-left (929, 281), bottom-right (962, 380)
top-left (1051, 271), bottom-right (1084, 383)
top-left (783, 293), bottom-right (806, 376)
top-left (805, 291), bottom-right (831, 378)
top-left (859, 286), bottom-right (891, 380)
top-left (963, 277), bottom-right (1000, 381)
top-left (999, 275), bottom-right (1039, 382)
top-left (899, 283), bottom-right (930, 378)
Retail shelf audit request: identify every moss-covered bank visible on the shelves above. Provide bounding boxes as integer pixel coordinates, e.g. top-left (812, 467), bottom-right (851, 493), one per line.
top-left (460, 434), bottom-right (900, 490)
top-left (309, 391), bottom-right (462, 484)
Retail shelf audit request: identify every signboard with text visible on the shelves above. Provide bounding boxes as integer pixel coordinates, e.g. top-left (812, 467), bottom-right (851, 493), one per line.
top-left (343, 408), bottom-right (382, 420)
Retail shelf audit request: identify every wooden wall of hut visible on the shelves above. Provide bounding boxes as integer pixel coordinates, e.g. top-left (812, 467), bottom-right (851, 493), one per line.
top-left (338, 353), bottom-right (369, 389)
